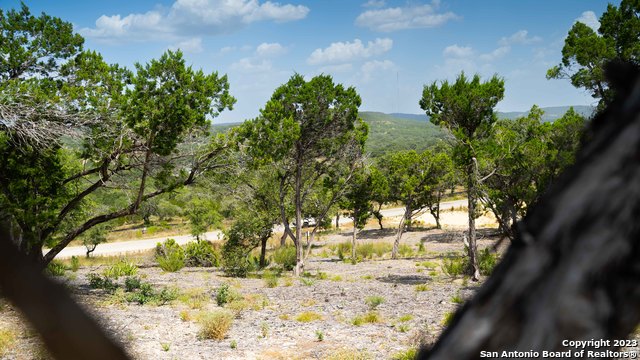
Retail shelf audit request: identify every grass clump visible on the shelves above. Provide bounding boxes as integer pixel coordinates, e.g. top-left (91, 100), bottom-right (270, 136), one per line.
top-left (70, 256), bottom-right (80, 272)
top-left (398, 314), bottom-right (413, 322)
top-left (103, 259), bottom-right (138, 279)
top-left (415, 283), bottom-right (430, 292)
top-left (300, 277), bottom-right (315, 286)
top-left (479, 248), bottom-right (498, 275)
top-left (392, 348), bottom-right (418, 360)
top-left (352, 311), bottom-right (382, 326)
top-left (398, 244), bottom-right (414, 258)
top-left (184, 240), bottom-right (220, 267)
top-left (155, 239), bottom-right (185, 272)
top-left (295, 311), bottom-right (323, 322)
top-left (87, 273), bottom-right (118, 293)
top-left (441, 310), bottom-right (456, 326)
top-left (215, 283), bottom-right (242, 306)
top-left (46, 260), bottom-right (67, 276)
top-left (198, 309), bottom-right (234, 340)
top-left (271, 246), bottom-right (296, 271)
top-left (315, 330), bottom-right (324, 341)
top-left (263, 271), bottom-right (279, 288)
top-left (364, 295), bottom-right (385, 310)
top-left (451, 293), bottom-right (464, 304)
top-left (441, 252), bottom-right (467, 277)
top-left (324, 348), bottom-right (372, 360)
top-left (178, 288), bottom-right (209, 309)
top-left (0, 328), bottom-right (16, 357)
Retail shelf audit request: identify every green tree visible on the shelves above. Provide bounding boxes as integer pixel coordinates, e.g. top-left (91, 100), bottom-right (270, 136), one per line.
top-left (339, 166), bottom-right (374, 261)
top-left (185, 197), bottom-right (222, 241)
top-left (547, 0), bottom-right (639, 109)
top-left (0, 5), bottom-right (236, 267)
top-left (420, 72), bottom-right (505, 280)
top-left (369, 165), bottom-right (390, 230)
top-left (239, 74), bottom-right (367, 276)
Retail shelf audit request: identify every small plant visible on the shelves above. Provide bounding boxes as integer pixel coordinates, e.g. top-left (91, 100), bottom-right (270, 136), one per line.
top-left (70, 256), bottom-right (80, 272)
top-left (330, 275), bottom-right (343, 281)
top-left (260, 322), bottom-right (269, 338)
top-left (315, 330), bottom-right (324, 341)
top-left (398, 244), bottom-right (414, 258)
top-left (272, 246), bottom-right (296, 271)
top-left (441, 310), bottom-right (456, 326)
top-left (398, 314), bottom-right (413, 322)
top-left (295, 311), bottom-right (322, 322)
top-left (300, 277), bottom-right (315, 286)
top-left (478, 248), bottom-right (498, 275)
top-left (279, 314), bottom-right (290, 321)
top-left (160, 342), bottom-right (170, 352)
top-left (365, 295), bottom-right (385, 310)
top-left (156, 239), bottom-right (185, 272)
top-left (46, 260), bottom-right (66, 276)
top-left (361, 275), bottom-right (373, 280)
top-left (451, 293), bottom-right (464, 304)
top-left (198, 309), bottom-right (234, 340)
top-left (441, 253), bottom-right (467, 277)
top-left (352, 311), bottom-right (382, 326)
top-left (230, 340), bottom-right (237, 349)
top-left (87, 273), bottom-right (118, 293)
top-left (302, 298), bottom-right (317, 307)
top-left (103, 259), bottom-right (138, 279)
top-left (419, 261), bottom-right (438, 269)
top-left (316, 271), bottom-right (328, 280)
top-left (184, 240), bottom-right (220, 267)
top-left (124, 276), bottom-right (142, 292)
top-left (179, 288), bottom-right (209, 310)
top-left (180, 310), bottom-right (191, 322)
top-left (263, 271), bottom-right (279, 288)
top-left (415, 283), bottom-right (430, 292)
top-left (0, 328), bottom-right (16, 357)
top-left (215, 283), bottom-right (242, 306)
top-left (283, 277), bottom-right (293, 286)
top-left (392, 348), bottom-right (417, 360)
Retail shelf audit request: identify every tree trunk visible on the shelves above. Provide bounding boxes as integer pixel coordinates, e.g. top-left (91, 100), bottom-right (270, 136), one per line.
top-left (294, 162), bottom-right (303, 276)
top-left (335, 213), bottom-right (340, 229)
top-left (351, 212), bottom-right (358, 261)
top-left (374, 209), bottom-right (384, 230)
top-left (279, 230), bottom-right (288, 247)
top-left (259, 236), bottom-right (268, 268)
top-left (419, 65), bottom-right (640, 359)
top-left (466, 159), bottom-right (481, 281)
top-left (392, 205), bottom-right (410, 259)
top-left (430, 206), bottom-right (441, 229)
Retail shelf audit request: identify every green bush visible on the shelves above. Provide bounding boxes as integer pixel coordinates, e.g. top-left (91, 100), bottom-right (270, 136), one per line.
top-left (184, 240), bottom-right (220, 267)
top-left (70, 256), bottom-right (80, 272)
top-left (103, 259), bottom-right (138, 279)
top-left (215, 283), bottom-right (242, 306)
top-left (46, 260), bottom-right (66, 276)
top-left (156, 239), bottom-right (185, 272)
top-left (441, 253), bottom-right (468, 277)
top-left (478, 248), bottom-right (498, 276)
top-left (124, 281), bottom-right (178, 305)
top-left (272, 246), bottom-right (296, 271)
top-left (124, 276), bottom-right (141, 292)
top-left (87, 273), bottom-right (118, 293)
top-left (221, 244), bottom-right (254, 278)
top-left (398, 244), bottom-right (414, 258)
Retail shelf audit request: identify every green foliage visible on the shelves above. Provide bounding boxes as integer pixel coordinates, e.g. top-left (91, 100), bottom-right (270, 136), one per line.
top-left (221, 243), bottom-right (253, 278)
top-left (124, 276), bottom-right (142, 292)
top-left (70, 256), bottom-right (80, 272)
top-left (271, 246), bottom-right (297, 271)
top-left (230, 340), bottom-right (237, 349)
top-left (392, 348), bottom-right (418, 360)
top-left (315, 330), bottom-right (324, 341)
top-left (441, 311), bottom-right (456, 326)
top-left (441, 253), bottom-right (468, 277)
top-left (87, 273), bottom-right (118, 293)
top-left (103, 259), bottom-right (138, 279)
top-left (263, 271), bottom-right (280, 288)
top-left (198, 310), bottom-right (234, 340)
top-left (184, 240), bottom-right (220, 267)
top-left (478, 248), bottom-right (498, 276)
top-left (352, 311), bottom-right (382, 326)
top-left (547, 0), bottom-right (640, 109)
top-left (365, 296), bottom-right (385, 310)
top-left (124, 282), bottom-right (178, 305)
top-left (155, 239), bottom-right (185, 272)
top-left (215, 283), bottom-right (242, 306)
top-left (415, 284), bottom-right (430, 292)
top-left (184, 198), bottom-right (221, 240)
top-left (45, 260), bottom-right (66, 276)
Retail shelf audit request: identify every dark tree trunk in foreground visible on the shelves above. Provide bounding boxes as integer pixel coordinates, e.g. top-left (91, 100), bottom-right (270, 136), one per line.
top-left (419, 63), bottom-right (640, 359)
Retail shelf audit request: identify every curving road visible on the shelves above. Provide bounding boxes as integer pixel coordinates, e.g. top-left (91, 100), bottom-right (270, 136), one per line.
top-left (53, 199), bottom-right (468, 259)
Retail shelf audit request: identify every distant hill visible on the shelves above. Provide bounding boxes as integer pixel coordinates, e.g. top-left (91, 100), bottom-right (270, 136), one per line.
top-left (360, 112), bottom-right (447, 157)
top-left (389, 105), bottom-right (595, 124)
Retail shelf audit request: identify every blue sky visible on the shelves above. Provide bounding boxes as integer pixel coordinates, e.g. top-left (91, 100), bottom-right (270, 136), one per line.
top-left (5, 0), bottom-right (615, 123)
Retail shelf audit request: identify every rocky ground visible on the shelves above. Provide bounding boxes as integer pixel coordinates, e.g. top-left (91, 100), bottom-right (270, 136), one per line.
top-left (0, 213), bottom-right (501, 360)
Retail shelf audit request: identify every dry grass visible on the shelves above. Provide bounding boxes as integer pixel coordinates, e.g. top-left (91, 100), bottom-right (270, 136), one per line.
top-left (198, 309), bottom-right (234, 340)
top-left (0, 328), bottom-right (16, 357)
top-left (295, 311), bottom-right (323, 322)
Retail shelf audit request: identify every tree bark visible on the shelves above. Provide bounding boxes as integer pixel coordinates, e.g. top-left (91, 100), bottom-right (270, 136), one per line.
top-left (351, 211), bottom-right (358, 261)
top-left (259, 235), bottom-right (268, 268)
top-left (466, 159), bottom-right (481, 281)
top-left (392, 204), bottom-right (410, 259)
top-left (419, 65), bottom-right (640, 359)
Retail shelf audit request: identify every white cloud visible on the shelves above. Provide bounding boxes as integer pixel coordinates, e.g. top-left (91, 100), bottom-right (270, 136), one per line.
top-left (318, 63), bottom-right (354, 74)
top-left (498, 30), bottom-right (542, 46)
top-left (362, 0), bottom-right (385, 8)
top-left (576, 11), bottom-right (600, 32)
top-left (80, 0), bottom-right (309, 42)
top-left (230, 57), bottom-right (273, 73)
top-left (256, 42), bottom-right (286, 57)
top-left (479, 46), bottom-right (510, 62)
top-left (307, 38), bottom-right (393, 65)
top-left (361, 59), bottom-right (395, 81)
top-left (355, 1), bottom-right (459, 32)
top-left (169, 37), bottom-right (203, 53)
top-left (443, 44), bottom-right (473, 58)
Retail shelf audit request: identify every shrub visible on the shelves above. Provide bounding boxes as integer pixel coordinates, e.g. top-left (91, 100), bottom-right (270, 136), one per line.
top-left (221, 244), bottom-right (254, 278)
top-left (365, 296), bottom-right (385, 310)
top-left (295, 311), bottom-right (322, 322)
top-left (70, 256), bottom-right (80, 272)
top-left (124, 276), bottom-right (142, 292)
top-left (103, 260), bottom-right (138, 279)
top-left (198, 310), bottom-right (234, 340)
top-left (184, 240), bottom-right (220, 267)
top-left (215, 283), bottom-right (242, 306)
top-left (46, 260), bottom-right (66, 276)
top-left (87, 273), bottom-right (118, 293)
top-left (272, 246), bottom-right (296, 271)
top-left (263, 271), bottom-right (279, 288)
top-left (441, 253), bottom-right (467, 277)
top-left (156, 239), bottom-right (185, 272)
top-left (478, 248), bottom-right (498, 276)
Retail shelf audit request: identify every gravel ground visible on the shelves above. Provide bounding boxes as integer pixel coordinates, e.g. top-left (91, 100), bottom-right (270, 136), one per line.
top-left (1, 216), bottom-right (499, 360)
